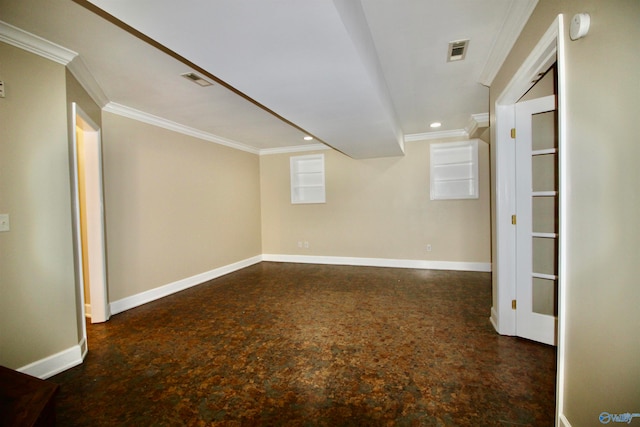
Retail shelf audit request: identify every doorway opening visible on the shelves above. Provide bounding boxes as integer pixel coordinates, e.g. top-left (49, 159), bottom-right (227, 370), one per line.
top-left (490, 14), bottom-right (567, 424)
top-left (71, 103), bottom-right (110, 352)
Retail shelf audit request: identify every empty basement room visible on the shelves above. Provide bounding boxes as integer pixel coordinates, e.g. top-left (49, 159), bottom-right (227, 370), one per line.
top-left (1, 1), bottom-right (638, 426)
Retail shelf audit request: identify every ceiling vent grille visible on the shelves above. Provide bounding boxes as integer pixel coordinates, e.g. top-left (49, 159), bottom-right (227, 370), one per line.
top-left (181, 72), bottom-right (213, 87)
top-left (447, 39), bottom-right (469, 62)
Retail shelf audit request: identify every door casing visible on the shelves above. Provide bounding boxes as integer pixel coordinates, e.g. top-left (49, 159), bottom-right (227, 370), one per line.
top-left (70, 102), bottom-right (110, 349)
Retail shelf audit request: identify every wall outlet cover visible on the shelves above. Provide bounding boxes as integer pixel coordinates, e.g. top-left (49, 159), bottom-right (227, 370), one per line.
top-left (0, 214), bottom-right (9, 232)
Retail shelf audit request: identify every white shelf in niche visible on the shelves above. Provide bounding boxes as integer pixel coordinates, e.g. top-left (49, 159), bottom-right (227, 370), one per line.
top-left (430, 139), bottom-right (479, 200)
top-left (532, 148), bottom-right (557, 156)
top-left (290, 153), bottom-right (326, 204)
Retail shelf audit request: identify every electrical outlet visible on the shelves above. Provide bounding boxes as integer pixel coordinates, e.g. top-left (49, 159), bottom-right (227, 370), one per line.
top-left (297, 241), bottom-right (303, 248)
top-left (0, 214), bottom-right (9, 232)
top-left (0, 81), bottom-right (5, 98)
top-left (304, 241), bottom-right (309, 249)
top-left (426, 244), bottom-right (432, 252)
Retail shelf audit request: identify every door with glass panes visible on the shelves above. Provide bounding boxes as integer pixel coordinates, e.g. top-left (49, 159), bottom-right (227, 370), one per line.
top-left (515, 94), bottom-right (558, 345)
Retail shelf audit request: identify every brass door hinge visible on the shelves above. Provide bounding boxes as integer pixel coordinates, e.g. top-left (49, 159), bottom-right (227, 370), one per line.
top-left (510, 128), bottom-right (516, 139)
top-left (511, 214), bottom-right (517, 225)
top-left (512, 299), bottom-right (517, 310)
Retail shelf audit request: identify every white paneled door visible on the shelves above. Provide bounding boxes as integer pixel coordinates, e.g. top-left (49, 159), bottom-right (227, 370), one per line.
top-left (515, 95), bottom-right (558, 345)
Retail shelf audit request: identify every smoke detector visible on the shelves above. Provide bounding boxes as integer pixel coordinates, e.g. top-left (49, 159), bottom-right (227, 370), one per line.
top-left (447, 39), bottom-right (469, 62)
top-left (181, 72), bottom-right (213, 87)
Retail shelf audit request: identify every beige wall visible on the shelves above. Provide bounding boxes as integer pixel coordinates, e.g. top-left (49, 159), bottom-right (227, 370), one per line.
top-left (0, 42), bottom-right (79, 369)
top-left (490, 1), bottom-right (640, 424)
top-left (101, 112), bottom-right (262, 301)
top-left (261, 140), bottom-right (491, 264)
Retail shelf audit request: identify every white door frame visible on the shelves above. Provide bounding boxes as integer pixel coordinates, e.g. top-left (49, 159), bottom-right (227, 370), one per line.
top-left (71, 103), bottom-right (110, 334)
top-left (490, 14), bottom-right (567, 424)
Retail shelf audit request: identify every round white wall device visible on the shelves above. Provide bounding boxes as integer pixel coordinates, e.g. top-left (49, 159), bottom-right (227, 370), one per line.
top-left (570, 13), bottom-right (590, 40)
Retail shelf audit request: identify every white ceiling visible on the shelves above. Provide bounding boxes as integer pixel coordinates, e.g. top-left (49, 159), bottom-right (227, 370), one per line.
top-left (0, 0), bottom-right (537, 158)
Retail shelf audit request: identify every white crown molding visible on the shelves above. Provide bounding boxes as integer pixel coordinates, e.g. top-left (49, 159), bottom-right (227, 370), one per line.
top-left (478, 0), bottom-right (539, 86)
top-left (465, 112), bottom-right (490, 136)
top-left (260, 143), bottom-right (331, 156)
top-left (0, 21), bottom-right (109, 108)
top-left (404, 129), bottom-right (468, 143)
top-left (67, 55), bottom-right (109, 108)
top-left (106, 101), bottom-right (326, 156)
top-left (103, 102), bottom-right (260, 154)
top-left (0, 20), bottom-right (77, 65)
top-left (470, 112), bottom-right (489, 127)
top-left (405, 111), bottom-right (489, 143)
top-left (67, 56), bottom-right (110, 108)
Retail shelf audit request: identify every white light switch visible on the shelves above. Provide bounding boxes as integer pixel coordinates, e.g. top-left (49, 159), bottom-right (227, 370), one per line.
top-left (0, 214), bottom-right (10, 232)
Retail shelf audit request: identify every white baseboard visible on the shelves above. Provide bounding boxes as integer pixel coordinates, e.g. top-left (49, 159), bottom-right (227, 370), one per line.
top-left (109, 255), bottom-right (263, 315)
top-left (79, 337), bottom-right (88, 360)
top-left (558, 413), bottom-right (571, 427)
top-left (16, 254), bottom-right (488, 380)
top-left (490, 306), bottom-right (499, 332)
top-left (17, 342), bottom-right (84, 380)
top-left (262, 254), bottom-right (491, 272)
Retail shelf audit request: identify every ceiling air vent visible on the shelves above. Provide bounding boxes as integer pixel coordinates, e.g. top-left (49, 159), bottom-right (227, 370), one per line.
top-left (181, 72), bottom-right (213, 87)
top-left (447, 39), bottom-right (469, 62)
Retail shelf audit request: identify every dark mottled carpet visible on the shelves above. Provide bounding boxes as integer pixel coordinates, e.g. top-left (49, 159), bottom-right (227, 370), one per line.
top-left (51, 262), bottom-right (556, 426)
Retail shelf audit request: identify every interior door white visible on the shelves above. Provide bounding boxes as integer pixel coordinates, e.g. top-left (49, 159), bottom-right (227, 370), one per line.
top-left (515, 94), bottom-right (558, 345)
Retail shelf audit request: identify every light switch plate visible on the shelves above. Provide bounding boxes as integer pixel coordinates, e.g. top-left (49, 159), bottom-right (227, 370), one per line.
top-left (0, 214), bottom-right (10, 232)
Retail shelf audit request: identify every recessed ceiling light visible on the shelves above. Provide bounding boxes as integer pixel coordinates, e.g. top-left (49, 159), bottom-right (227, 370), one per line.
top-left (181, 72), bottom-right (213, 87)
top-left (304, 136), bottom-right (313, 141)
top-left (430, 122), bottom-right (442, 128)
